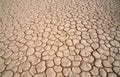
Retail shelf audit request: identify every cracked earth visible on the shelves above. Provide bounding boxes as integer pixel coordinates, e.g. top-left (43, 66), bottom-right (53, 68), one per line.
top-left (0, 0), bottom-right (120, 77)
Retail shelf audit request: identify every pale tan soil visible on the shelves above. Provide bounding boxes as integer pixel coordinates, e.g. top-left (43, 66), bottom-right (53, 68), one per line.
top-left (0, 0), bottom-right (120, 77)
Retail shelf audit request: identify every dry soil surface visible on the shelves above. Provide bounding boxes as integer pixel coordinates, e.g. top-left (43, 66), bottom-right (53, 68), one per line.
top-left (0, 0), bottom-right (120, 77)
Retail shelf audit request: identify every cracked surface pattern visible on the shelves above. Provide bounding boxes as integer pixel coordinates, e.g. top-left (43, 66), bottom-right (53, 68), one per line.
top-left (0, 0), bottom-right (120, 77)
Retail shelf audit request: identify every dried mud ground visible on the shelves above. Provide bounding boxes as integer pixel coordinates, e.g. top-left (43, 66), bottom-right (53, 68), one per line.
top-left (0, 0), bottom-right (120, 77)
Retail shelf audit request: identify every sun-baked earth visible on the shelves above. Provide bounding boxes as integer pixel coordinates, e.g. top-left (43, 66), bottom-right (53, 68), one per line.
top-left (0, 0), bottom-right (120, 77)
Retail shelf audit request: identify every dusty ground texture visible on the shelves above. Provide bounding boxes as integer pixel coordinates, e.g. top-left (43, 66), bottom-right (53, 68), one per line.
top-left (0, 0), bottom-right (120, 77)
